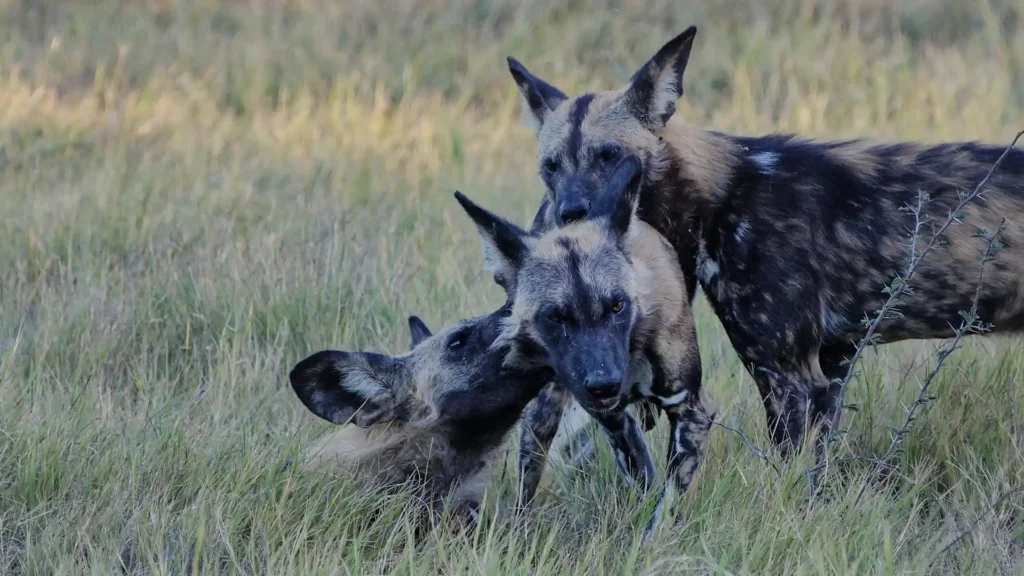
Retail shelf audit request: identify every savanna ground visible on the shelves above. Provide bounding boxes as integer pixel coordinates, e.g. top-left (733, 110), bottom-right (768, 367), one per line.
top-left (1, 0), bottom-right (1023, 573)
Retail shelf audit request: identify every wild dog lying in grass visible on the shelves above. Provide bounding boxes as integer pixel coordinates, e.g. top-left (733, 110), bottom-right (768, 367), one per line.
top-left (290, 309), bottom-right (552, 525)
top-left (455, 154), bottom-right (710, 541)
top-left (507, 26), bottom-right (1024, 474)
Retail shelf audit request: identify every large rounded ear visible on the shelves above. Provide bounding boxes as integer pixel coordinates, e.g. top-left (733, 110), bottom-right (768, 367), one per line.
top-left (623, 26), bottom-right (697, 130)
top-left (289, 351), bottom-right (403, 427)
top-left (453, 191), bottom-right (530, 292)
top-left (407, 315), bottom-right (433, 350)
top-left (507, 57), bottom-right (567, 131)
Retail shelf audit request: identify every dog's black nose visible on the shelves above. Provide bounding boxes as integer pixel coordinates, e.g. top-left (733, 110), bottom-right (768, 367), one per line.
top-left (584, 373), bottom-right (621, 399)
top-left (558, 200), bottom-right (590, 224)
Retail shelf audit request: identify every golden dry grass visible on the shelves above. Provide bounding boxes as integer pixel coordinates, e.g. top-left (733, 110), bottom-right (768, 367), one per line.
top-left (1, 0), bottom-right (1023, 573)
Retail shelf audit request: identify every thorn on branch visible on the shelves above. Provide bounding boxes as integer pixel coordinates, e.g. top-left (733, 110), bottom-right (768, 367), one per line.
top-left (810, 130), bottom-right (1022, 491)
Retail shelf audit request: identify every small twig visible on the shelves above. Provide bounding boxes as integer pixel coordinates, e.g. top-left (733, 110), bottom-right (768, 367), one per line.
top-left (873, 220), bottom-right (1003, 463)
top-left (852, 218), bottom-right (1005, 501)
top-left (812, 218), bottom-right (1006, 497)
top-left (833, 130), bottom-right (1023, 413)
top-left (816, 131), bottom-right (1023, 485)
top-left (937, 486), bottom-right (1024, 556)
top-left (803, 219), bottom-right (1007, 494)
top-left (699, 407), bottom-right (780, 475)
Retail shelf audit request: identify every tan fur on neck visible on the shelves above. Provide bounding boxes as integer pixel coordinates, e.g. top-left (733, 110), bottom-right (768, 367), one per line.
top-left (304, 421), bottom-right (406, 471)
top-left (658, 120), bottom-right (740, 204)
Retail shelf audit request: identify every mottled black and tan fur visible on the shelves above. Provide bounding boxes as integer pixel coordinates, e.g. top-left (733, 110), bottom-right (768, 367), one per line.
top-left (508, 26), bottom-right (1024, 474)
top-left (291, 309), bottom-right (552, 525)
top-left (455, 155), bottom-right (709, 540)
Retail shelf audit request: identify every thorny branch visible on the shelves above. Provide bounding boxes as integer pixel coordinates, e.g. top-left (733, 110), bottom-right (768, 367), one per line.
top-left (849, 218), bottom-right (1005, 501)
top-left (814, 131), bottom-right (1023, 485)
top-left (800, 216), bottom-right (1005, 488)
top-left (832, 131), bottom-right (1023, 420)
top-left (689, 132), bottom-right (1021, 499)
top-left (698, 406), bottom-right (781, 475)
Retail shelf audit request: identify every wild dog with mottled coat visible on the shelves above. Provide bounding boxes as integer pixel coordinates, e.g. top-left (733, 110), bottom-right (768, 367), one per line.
top-left (455, 155), bottom-right (709, 540)
top-left (507, 26), bottom-right (1024, 473)
top-left (290, 309), bottom-right (552, 524)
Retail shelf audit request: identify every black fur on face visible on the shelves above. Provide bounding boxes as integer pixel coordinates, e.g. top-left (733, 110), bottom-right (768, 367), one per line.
top-left (455, 157), bottom-right (646, 414)
top-left (290, 303), bottom-right (552, 452)
top-left (529, 157), bottom-right (644, 412)
top-left (428, 305), bottom-right (554, 449)
top-left (532, 286), bottom-right (637, 412)
top-left (508, 28), bottom-right (698, 229)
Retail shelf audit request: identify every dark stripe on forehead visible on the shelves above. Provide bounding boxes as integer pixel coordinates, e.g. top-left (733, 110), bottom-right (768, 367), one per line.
top-left (566, 93), bottom-right (595, 167)
top-left (559, 238), bottom-right (596, 318)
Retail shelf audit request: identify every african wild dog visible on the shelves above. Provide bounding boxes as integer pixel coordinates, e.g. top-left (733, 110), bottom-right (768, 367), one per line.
top-left (506, 26), bottom-right (1024, 476)
top-left (291, 309), bottom-right (553, 524)
top-left (455, 154), bottom-right (710, 540)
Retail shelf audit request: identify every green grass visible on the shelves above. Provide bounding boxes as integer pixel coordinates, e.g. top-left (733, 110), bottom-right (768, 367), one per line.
top-left (1, 0), bottom-right (1023, 573)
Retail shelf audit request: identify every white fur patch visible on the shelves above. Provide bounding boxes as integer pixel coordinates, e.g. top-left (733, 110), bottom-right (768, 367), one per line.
top-left (750, 151), bottom-right (779, 175)
top-left (695, 238), bottom-right (719, 285)
top-left (656, 389), bottom-right (690, 407)
top-left (698, 257), bottom-right (720, 283)
top-left (652, 67), bottom-right (681, 123)
top-left (340, 368), bottom-right (384, 400)
top-left (518, 95), bottom-right (543, 131)
top-left (734, 219), bottom-right (751, 244)
top-left (549, 398), bottom-right (591, 461)
top-left (644, 483), bottom-right (677, 543)
top-left (661, 482), bottom-right (679, 515)
top-left (819, 297), bottom-right (848, 338)
top-left (303, 426), bottom-right (385, 470)
top-left (480, 239), bottom-right (511, 281)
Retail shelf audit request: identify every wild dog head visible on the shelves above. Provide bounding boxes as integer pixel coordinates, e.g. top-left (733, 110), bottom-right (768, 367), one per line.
top-left (290, 307), bottom-right (553, 451)
top-left (507, 27), bottom-right (698, 226)
top-left (456, 155), bottom-right (645, 413)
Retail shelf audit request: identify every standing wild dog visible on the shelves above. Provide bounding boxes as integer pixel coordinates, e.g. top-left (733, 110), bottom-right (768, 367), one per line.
top-left (291, 308), bottom-right (553, 524)
top-left (455, 154), bottom-right (710, 540)
top-left (507, 26), bottom-right (1024, 472)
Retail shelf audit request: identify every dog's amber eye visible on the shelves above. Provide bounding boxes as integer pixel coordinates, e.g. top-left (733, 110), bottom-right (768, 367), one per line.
top-left (543, 158), bottom-right (560, 174)
top-left (611, 301), bottom-right (625, 314)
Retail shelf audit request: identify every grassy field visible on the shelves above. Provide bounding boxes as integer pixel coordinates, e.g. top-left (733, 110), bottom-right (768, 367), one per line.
top-left (1, 0), bottom-right (1023, 573)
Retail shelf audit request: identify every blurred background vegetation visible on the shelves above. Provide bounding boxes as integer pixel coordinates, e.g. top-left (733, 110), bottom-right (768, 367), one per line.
top-left (1, 1), bottom-right (1023, 573)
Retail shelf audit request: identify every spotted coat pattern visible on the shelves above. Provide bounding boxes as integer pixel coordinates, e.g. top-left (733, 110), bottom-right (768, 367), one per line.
top-left (509, 26), bottom-right (1024, 485)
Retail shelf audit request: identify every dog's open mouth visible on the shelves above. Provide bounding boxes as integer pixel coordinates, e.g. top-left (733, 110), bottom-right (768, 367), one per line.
top-left (589, 396), bottom-right (621, 412)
